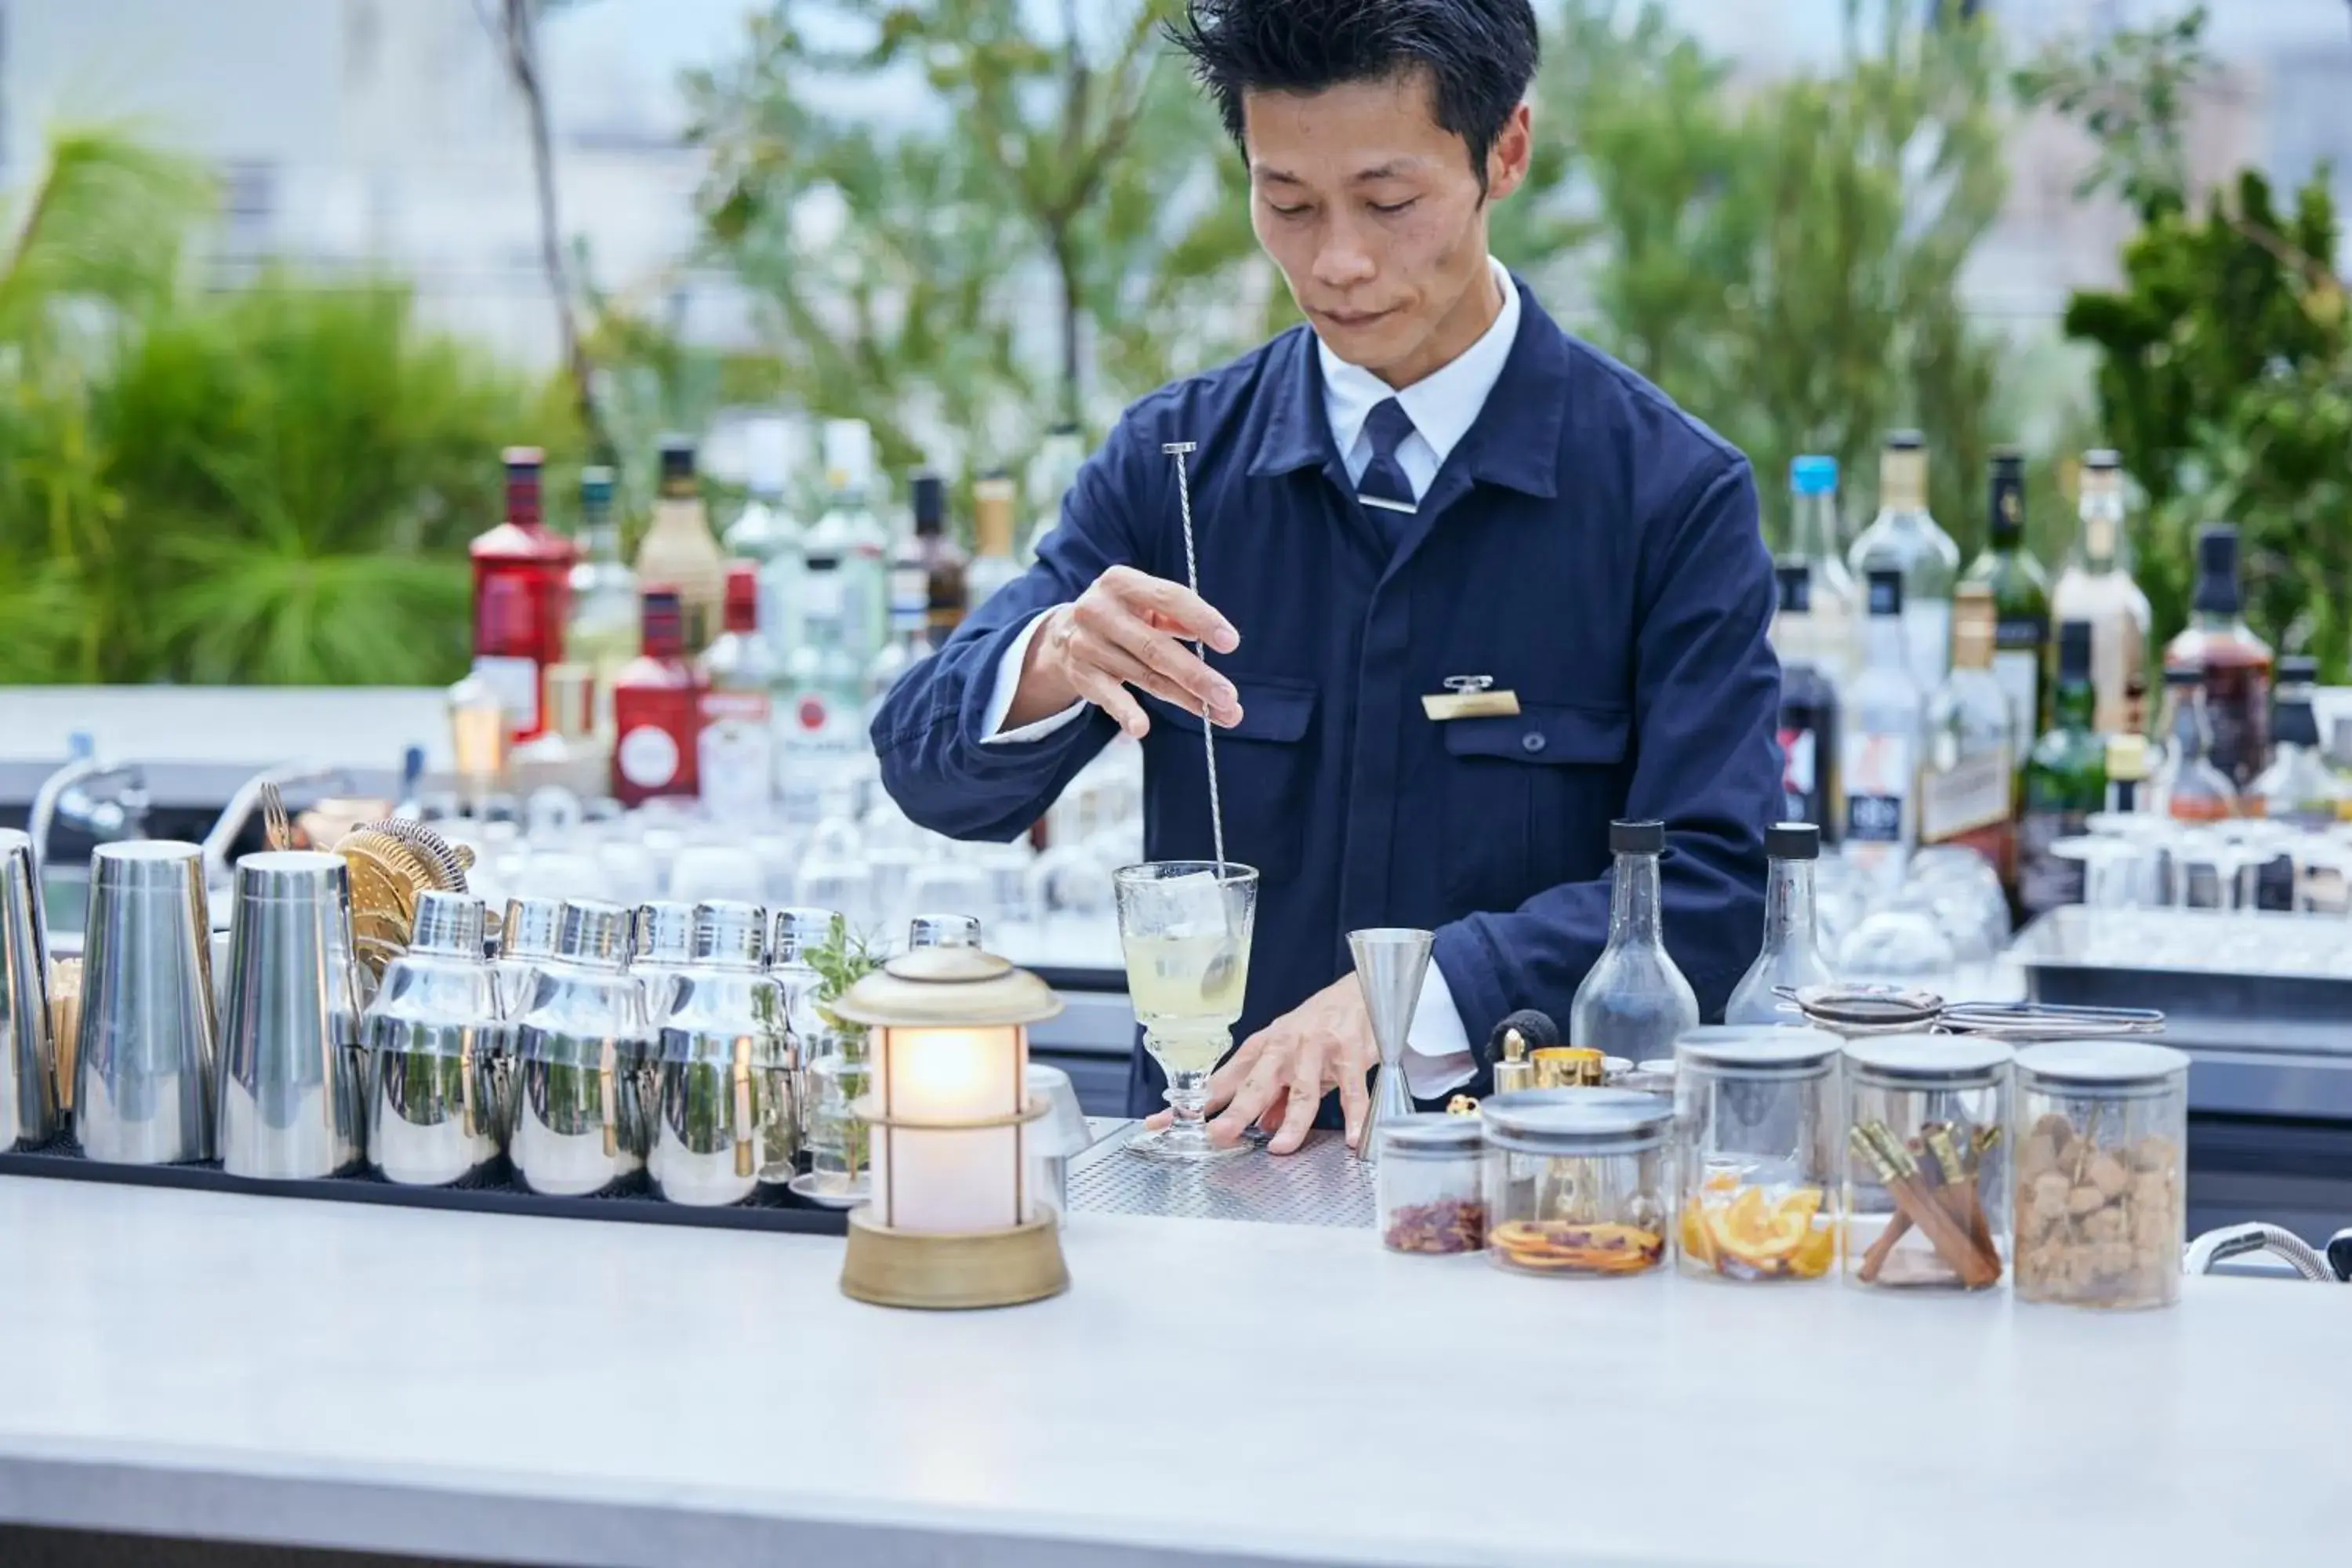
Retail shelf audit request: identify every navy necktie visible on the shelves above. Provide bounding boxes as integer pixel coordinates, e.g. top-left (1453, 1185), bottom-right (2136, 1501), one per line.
top-left (1356, 398), bottom-right (1418, 541)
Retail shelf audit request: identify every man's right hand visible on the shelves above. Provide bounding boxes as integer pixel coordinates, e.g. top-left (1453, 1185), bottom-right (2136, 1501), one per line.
top-left (1005, 565), bottom-right (1245, 737)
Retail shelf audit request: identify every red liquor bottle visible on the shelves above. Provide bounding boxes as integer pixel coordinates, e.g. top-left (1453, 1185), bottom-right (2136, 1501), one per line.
top-left (612, 586), bottom-right (704, 807)
top-left (468, 446), bottom-right (576, 742)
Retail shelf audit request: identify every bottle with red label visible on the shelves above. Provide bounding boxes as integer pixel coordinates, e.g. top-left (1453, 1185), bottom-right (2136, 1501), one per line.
top-left (612, 586), bottom-right (704, 808)
top-left (469, 446), bottom-right (576, 742)
top-left (699, 563), bottom-right (779, 822)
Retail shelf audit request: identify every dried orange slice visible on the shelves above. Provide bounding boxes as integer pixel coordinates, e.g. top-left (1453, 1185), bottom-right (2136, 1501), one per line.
top-left (1789, 1223), bottom-right (1837, 1278)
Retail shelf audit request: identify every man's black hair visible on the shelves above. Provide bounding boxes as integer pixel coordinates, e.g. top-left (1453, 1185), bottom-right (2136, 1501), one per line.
top-left (1166, 0), bottom-right (1541, 192)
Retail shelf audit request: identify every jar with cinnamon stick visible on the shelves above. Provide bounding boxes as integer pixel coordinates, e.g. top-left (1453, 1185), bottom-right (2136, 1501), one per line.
top-left (1841, 1035), bottom-right (2013, 1291)
top-left (2013, 1041), bottom-right (2189, 1311)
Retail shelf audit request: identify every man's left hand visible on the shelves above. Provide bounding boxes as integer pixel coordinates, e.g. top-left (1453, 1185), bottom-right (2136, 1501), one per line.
top-left (1143, 974), bottom-right (1377, 1155)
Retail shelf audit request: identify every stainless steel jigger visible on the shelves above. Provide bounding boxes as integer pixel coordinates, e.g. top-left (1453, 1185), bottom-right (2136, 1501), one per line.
top-left (77, 841), bottom-right (219, 1165)
top-left (0, 829), bottom-right (59, 1149)
top-left (216, 851), bottom-right (365, 1179)
top-left (1348, 928), bottom-right (1435, 1163)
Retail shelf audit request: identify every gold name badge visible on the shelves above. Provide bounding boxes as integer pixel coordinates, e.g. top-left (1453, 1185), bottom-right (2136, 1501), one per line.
top-left (1421, 675), bottom-right (1521, 721)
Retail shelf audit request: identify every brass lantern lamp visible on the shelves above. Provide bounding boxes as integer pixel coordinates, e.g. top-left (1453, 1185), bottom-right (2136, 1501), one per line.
top-left (830, 947), bottom-right (1069, 1310)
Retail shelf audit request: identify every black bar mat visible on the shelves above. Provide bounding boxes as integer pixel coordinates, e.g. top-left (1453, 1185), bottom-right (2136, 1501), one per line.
top-left (0, 1134), bottom-right (849, 1238)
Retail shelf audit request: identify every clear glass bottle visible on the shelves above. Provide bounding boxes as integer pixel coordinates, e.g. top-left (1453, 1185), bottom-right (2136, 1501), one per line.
top-left (566, 465), bottom-right (640, 740)
top-left (2050, 450), bottom-right (2152, 738)
top-left (805, 419), bottom-right (889, 668)
top-left (1569, 820), bottom-right (1699, 1060)
top-left (1027, 424), bottom-right (1087, 566)
top-left (2162, 524), bottom-right (2272, 790)
top-left (633, 437), bottom-right (729, 655)
top-left (1479, 1089), bottom-right (1671, 1278)
top-left (2251, 655), bottom-right (2343, 829)
top-left (780, 516), bottom-right (869, 808)
top-left (1672, 1025), bottom-right (1842, 1283)
top-left (1842, 568), bottom-right (1925, 894)
top-left (864, 477), bottom-right (938, 726)
top-left (1847, 430), bottom-right (1959, 695)
top-left (2152, 664), bottom-right (2238, 825)
top-left (2020, 621), bottom-right (2107, 917)
top-left (1376, 1112), bottom-right (1487, 1255)
top-left (1773, 564), bottom-right (1844, 843)
top-left (1788, 454), bottom-right (1859, 684)
top-left (698, 563), bottom-right (780, 825)
top-left (967, 470), bottom-right (1026, 612)
top-left (1963, 448), bottom-right (2053, 742)
top-left (723, 414), bottom-right (804, 666)
top-left (1725, 822), bottom-right (1836, 1025)
top-left (1918, 583), bottom-right (2017, 891)
top-left (2013, 1041), bottom-right (2189, 1310)
top-left (1842, 1034), bottom-right (2013, 1291)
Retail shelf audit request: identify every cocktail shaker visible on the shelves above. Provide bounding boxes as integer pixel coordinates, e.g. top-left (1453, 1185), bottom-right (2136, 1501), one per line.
top-left (216, 851), bottom-right (365, 1179)
top-left (510, 899), bottom-right (649, 1196)
top-left (0, 829), bottom-right (59, 1149)
top-left (76, 840), bottom-right (218, 1165)
top-left (632, 899), bottom-right (697, 1016)
top-left (494, 896), bottom-right (563, 1018)
top-left (363, 891), bottom-right (504, 1186)
top-left (651, 901), bottom-right (789, 1207)
top-left (770, 906), bottom-right (835, 1166)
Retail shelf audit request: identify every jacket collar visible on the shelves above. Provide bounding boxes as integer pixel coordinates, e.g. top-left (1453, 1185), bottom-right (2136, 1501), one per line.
top-left (1248, 271), bottom-right (1568, 503)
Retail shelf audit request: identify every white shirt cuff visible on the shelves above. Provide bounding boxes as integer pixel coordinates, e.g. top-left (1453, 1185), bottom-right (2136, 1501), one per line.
top-left (1400, 959), bottom-right (1476, 1100)
top-left (980, 611), bottom-right (1088, 744)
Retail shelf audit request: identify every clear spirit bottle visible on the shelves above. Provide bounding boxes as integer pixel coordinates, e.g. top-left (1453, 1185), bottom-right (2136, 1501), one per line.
top-left (804, 420), bottom-right (889, 669)
top-left (1788, 455), bottom-right (1859, 684)
top-left (566, 465), bottom-right (639, 739)
top-left (2050, 450), bottom-right (2152, 738)
top-left (1569, 820), bottom-right (1700, 1055)
top-left (699, 564), bottom-right (781, 824)
top-left (724, 414), bottom-right (804, 666)
top-left (1919, 584), bottom-right (2018, 894)
top-left (1773, 562), bottom-right (1843, 842)
top-left (1724, 822), bottom-right (1835, 1025)
top-left (1842, 568), bottom-right (1926, 895)
top-left (1848, 430), bottom-right (1959, 695)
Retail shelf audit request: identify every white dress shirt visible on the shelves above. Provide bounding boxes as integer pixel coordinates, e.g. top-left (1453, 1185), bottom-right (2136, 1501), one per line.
top-left (982, 256), bottom-right (1523, 1097)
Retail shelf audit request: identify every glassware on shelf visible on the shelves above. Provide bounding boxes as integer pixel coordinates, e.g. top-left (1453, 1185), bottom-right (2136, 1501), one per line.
top-left (1113, 861), bottom-right (1259, 1163)
top-left (898, 862), bottom-right (995, 940)
top-left (794, 819), bottom-right (877, 932)
top-left (670, 843), bottom-right (768, 905)
top-left (2013, 1041), bottom-right (2189, 1310)
top-left (1376, 1113), bottom-right (1486, 1255)
top-left (1568, 821), bottom-right (1699, 1059)
top-left (1725, 822), bottom-right (1835, 1025)
top-left (1479, 1089), bottom-right (1671, 1279)
top-left (1673, 1026), bottom-right (1842, 1283)
top-left (2152, 664), bottom-right (2240, 826)
top-left (1841, 1034), bottom-right (2013, 1291)
top-left (1835, 898), bottom-right (1958, 993)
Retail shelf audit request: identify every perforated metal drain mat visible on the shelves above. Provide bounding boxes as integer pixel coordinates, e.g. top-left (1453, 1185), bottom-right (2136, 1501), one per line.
top-left (1067, 1122), bottom-right (1375, 1228)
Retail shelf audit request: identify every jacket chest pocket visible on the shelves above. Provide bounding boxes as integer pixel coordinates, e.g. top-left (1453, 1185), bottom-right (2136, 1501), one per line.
top-left (1142, 677), bottom-right (1319, 884)
top-left (1441, 703), bottom-right (1632, 910)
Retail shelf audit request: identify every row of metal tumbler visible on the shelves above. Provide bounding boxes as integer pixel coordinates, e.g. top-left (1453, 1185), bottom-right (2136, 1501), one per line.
top-left (0, 829), bottom-right (845, 1209)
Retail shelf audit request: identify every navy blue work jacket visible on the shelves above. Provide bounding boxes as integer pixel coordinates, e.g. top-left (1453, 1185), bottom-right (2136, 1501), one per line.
top-left (873, 276), bottom-right (1780, 1120)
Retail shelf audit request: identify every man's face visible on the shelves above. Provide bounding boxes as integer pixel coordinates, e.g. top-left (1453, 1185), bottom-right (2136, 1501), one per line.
top-left (1243, 71), bottom-right (1530, 388)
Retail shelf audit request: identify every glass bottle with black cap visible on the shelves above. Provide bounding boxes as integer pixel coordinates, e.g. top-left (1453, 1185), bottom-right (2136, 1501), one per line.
top-left (1723, 822), bottom-right (1835, 1025)
top-left (1569, 820), bottom-right (1700, 1059)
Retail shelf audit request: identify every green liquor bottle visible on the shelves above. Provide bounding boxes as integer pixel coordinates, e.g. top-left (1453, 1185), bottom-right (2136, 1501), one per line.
top-left (2020, 620), bottom-right (2106, 916)
top-left (1963, 448), bottom-right (2053, 743)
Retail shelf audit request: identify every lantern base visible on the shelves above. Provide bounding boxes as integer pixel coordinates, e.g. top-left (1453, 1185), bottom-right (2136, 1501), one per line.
top-left (839, 1208), bottom-right (1069, 1310)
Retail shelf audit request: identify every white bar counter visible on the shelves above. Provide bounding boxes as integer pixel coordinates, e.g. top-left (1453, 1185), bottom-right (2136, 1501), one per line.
top-left (0, 1175), bottom-right (2342, 1567)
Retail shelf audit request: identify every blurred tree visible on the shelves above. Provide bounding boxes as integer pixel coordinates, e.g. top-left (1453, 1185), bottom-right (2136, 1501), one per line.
top-left (685, 0), bottom-right (1271, 490)
top-left (1541, 0), bottom-right (2010, 552)
top-left (2021, 6), bottom-right (2352, 675)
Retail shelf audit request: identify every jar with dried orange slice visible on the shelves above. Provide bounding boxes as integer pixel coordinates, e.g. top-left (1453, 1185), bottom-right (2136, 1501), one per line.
top-left (1673, 1026), bottom-right (1842, 1283)
top-left (1478, 1089), bottom-right (1671, 1279)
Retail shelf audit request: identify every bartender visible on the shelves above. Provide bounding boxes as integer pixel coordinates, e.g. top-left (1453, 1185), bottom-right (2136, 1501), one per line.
top-left (872, 0), bottom-right (1780, 1153)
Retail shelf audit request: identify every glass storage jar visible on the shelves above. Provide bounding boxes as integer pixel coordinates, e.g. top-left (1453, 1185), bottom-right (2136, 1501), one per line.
top-left (1376, 1113), bottom-right (1486, 1254)
top-left (1675, 1025), bottom-right (1842, 1282)
top-left (2013, 1041), bottom-right (2189, 1310)
top-left (1841, 1035), bottom-right (2014, 1290)
top-left (1479, 1090), bottom-right (1671, 1278)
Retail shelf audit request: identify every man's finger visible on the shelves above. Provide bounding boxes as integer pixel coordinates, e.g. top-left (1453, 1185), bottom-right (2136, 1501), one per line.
top-left (1200, 1032), bottom-right (1266, 1116)
top-left (1090, 641), bottom-right (1241, 731)
top-left (1338, 1058), bottom-right (1373, 1152)
top-left (1073, 668), bottom-right (1152, 739)
top-left (1108, 568), bottom-right (1240, 652)
top-left (1268, 1058), bottom-right (1323, 1156)
top-left (1099, 614), bottom-right (1241, 723)
top-left (1210, 1057), bottom-right (1286, 1144)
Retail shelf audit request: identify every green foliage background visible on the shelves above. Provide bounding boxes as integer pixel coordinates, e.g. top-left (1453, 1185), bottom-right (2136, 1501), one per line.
top-left (2, 2), bottom-right (2344, 685)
